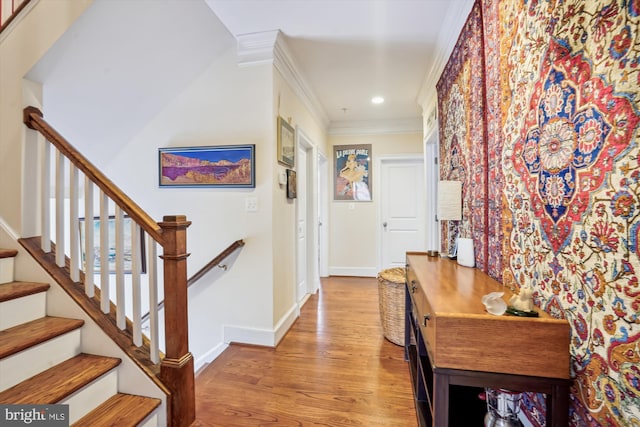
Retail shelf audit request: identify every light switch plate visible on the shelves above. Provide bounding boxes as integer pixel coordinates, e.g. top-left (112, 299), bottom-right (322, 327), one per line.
top-left (245, 197), bottom-right (258, 212)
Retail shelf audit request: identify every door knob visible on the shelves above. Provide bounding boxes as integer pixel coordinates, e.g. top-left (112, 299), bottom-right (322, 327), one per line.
top-left (383, 222), bottom-right (388, 229)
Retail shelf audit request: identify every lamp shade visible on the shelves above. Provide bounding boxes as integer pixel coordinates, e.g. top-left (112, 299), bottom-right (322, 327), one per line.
top-left (437, 180), bottom-right (462, 221)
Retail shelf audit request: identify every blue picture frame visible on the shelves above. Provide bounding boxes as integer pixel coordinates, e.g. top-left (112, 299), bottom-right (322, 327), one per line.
top-left (159, 145), bottom-right (255, 188)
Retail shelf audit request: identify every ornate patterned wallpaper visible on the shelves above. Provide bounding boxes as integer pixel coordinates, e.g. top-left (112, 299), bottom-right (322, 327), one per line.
top-left (436, 1), bottom-right (489, 273)
top-left (440, 0), bottom-right (640, 425)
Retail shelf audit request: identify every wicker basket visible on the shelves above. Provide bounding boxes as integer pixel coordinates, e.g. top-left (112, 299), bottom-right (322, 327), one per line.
top-left (377, 267), bottom-right (406, 346)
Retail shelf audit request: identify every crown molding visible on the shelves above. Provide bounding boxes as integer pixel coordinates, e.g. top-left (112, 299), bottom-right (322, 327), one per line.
top-left (236, 30), bottom-right (279, 66)
top-left (272, 33), bottom-right (329, 127)
top-left (417, 0), bottom-right (475, 109)
top-left (328, 117), bottom-right (422, 136)
top-left (236, 30), bottom-right (329, 128)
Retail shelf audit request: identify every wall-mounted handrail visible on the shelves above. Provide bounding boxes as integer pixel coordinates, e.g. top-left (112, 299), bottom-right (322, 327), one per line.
top-left (0, 0), bottom-right (32, 33)
top-left (187, 239), bottom-right (244, 286)
top-left (23, 107), bottom-right (163, 243)
top-left (141, 239), bottom-right (244, 325)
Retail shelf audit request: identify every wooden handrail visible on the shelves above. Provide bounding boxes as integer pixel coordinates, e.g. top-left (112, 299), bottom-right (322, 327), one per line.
top-left (23, 107), bottom-right (164, 244)
top-left (141, 239), bottom-right (244, 324)
top-left (23, 107), bottom-right (195, 426)
top-left (187, 239), bottom-right (244, 286)
top-left (0, 0), bottom-right (32, 33)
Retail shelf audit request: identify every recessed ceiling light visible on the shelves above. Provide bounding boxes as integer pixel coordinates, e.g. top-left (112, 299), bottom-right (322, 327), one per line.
top-left (371, 96), bottom-right (384, 104)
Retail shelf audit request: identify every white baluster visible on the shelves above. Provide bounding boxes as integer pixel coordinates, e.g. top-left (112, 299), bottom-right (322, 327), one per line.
top-left (100, 192), bottom-right (110, 314)
top-left (115, 206), bottom-right (125, 330)
top-left (69, 164), bottom-right (79, 282)
top-left (148, 236), bottom-right (159, 363)
top-left (41, 137), bottom-right (51, 253)
top-left (132, 221), bottom-right (142, 346)
top-left (55, 150), bottom-right (65, 267)
top-left (84, 178), bottom-right (94, 297)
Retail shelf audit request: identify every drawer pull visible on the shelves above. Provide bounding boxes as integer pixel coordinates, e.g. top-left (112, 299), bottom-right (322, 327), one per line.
top-left (423, 314), bottom-right (431, 326)
top-left (411, 280), bottom-right (417, 293)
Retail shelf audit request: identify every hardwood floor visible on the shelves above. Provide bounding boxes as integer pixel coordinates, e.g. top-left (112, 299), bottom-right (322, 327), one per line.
top-left (194, 276), bottom-right (417, 426)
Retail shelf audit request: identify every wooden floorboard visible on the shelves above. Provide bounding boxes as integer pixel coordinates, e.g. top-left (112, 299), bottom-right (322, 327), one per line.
top-left (195, 276), bottom-right (417, 427)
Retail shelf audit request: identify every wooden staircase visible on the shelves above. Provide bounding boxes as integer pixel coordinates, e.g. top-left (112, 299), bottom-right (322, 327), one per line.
top-left (0, 249), bottom-right (161, 426)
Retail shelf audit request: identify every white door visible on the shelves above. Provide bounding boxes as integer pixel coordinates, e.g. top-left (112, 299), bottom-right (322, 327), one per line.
top-left (296, 146), bottom-right (308, 304)
top-left (318, 153), bottom-right (329, 278)
top-left (380, 158), bottom-right (426, 268)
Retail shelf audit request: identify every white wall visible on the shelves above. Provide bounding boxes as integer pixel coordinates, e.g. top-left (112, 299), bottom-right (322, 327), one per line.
top-left (272, 66), bottom-right (328, 326)
top-left (0, 0), bottom-right (92, 235)
top-left (328, 133), bottom-right (423, 276)
top-left (0, 2), bottom-right (168, 421)
top-left (103, 45), bottom-right (276, 365)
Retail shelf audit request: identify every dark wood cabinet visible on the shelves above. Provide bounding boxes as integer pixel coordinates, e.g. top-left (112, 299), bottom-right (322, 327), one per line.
top-left (404, 252), bottom-right (572, 427)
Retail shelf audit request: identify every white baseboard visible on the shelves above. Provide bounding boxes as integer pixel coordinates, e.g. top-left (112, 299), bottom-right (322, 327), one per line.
top-left (274, 304), bottom-right (298, 346)
top-left (193, 341), bottom-right (229, 372)
top-left (329, 266), bottom-right (378, 277)
top-left (223, 303), bottom-right (299, 348)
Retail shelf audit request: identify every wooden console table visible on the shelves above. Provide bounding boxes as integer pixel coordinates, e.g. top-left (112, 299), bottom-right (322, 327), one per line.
top-left (404, 252), bottom-right (572, 426)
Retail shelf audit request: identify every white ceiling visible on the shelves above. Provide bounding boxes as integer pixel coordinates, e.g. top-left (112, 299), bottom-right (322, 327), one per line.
top-left (206, 0), bottom-right (474, 131)
top-left (26, 0), bottom-right (474, 162)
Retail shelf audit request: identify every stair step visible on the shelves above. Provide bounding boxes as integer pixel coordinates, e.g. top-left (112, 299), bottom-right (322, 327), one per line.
top-left (0, 316), bottom-right (84, 359)
top-left (0, 249), bottom-right (17, 284)
top-left (73, 393), bottom-right (161, 427)
top-left (0, 281), bottom-right (50, 303)
top-left (0, 249), bottom-right (18, 259)
top-left (0, 353), bottom-right (121, 404)
top-left (0, 282), bottom-right (50, 331)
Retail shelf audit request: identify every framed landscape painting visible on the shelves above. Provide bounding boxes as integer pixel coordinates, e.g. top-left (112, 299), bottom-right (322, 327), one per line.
top-left (79, 215), bottom-right (146, 274)
top-left (159, 145), bottom-right (255, 188)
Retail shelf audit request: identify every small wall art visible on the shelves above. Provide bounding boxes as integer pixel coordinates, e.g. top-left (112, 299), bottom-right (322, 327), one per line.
top-left (159, 144), bottom-right (255, 188)
top-left (79, 215), bottom-right (146, 274)
top-left (333, 144), bottom-right (372, 201)
top-left (286, 169), bottom-right (297, 199)
top-left (277, 116), bottom-right (295, 167)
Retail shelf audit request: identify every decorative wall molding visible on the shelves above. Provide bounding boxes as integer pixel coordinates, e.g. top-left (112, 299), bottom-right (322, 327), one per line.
top-left (223, 303), bottom-right (298, 347)
top-left (193, 342), bottom-right (228, 371)
top-left (416, 0), bottom-right (475, 108)
top-left (236, 30), bottom-right (279, 67)
top-left (237, 29), bottom-right (329, 128)
top-left (328, 266), bottom-right (378, 277)
top-left (329, 117), bottom-right (422, 136)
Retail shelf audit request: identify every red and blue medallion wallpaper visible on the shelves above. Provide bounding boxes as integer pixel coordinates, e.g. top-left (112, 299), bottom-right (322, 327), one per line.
top-left (439, 0), bottom-right (640, 425)
top-left (437, 0), bottom-right (488, 273)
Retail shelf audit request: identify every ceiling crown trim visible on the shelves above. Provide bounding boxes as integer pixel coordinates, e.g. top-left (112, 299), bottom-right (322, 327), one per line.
top-left (237, 30), bottom-right (329, 127)
top-left (328, 117), bottom-right (422, 136)
top-left (236, 30), bottom-right (279, 66)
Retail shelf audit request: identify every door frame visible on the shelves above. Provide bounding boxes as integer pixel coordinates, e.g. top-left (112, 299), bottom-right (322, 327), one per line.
top-left (317, 151), bottom-right (329, 278)
top-left (295, 127), bottom-right (320, 310)
top-left (375, 154), bottom-right (426, 272)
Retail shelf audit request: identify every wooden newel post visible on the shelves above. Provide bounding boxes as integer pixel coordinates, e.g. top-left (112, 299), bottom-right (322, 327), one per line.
top-left (159, 215), bottom-right (195, 427)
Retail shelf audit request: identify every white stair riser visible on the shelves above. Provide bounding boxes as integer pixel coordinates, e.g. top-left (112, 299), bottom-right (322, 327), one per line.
top-left (0, 329), bottom-right (82, 392)
top-left (0, 257), bottom-right (14, 284)
top-left (60, 369), bottom-right (118, 424)
top-left (139, 412), bottom-right (159, 427)
top-left (0, 292), bottom-right (47, 331)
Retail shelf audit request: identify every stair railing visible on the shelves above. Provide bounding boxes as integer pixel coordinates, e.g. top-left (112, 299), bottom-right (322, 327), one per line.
top-left (0, 0), bottom-right (32, 33)
top-left (22, 106), bottom-right (195, 427)
top-left (141, 239), bottom-right (244, 327)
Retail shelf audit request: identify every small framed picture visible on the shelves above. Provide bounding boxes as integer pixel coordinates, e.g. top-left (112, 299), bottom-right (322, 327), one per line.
top-left (286, 169), bottom-right (297, 199)
top-left (277, 116), bottom-right (295, 167)
top-left (79, 215), bottom-right (146, 274)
